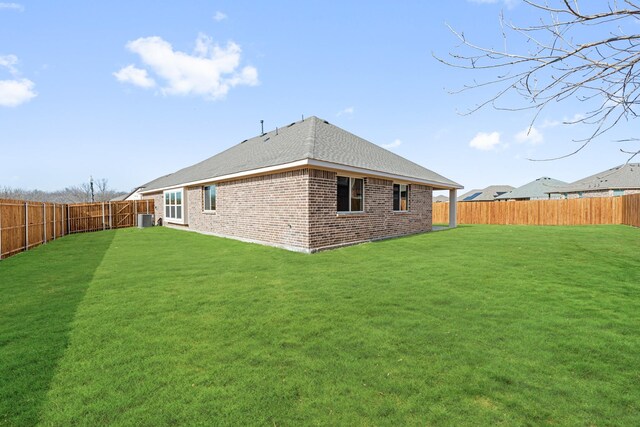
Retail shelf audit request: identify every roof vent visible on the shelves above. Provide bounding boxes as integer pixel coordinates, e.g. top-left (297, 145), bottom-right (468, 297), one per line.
top-left (240, 139), bottom-right (248, 144)
top-left (287, 122), bottom-right (295, 127)
top-left (264, 137), bottom-right (270, 142)
top-left (324, 120), bottom-right (330, 124)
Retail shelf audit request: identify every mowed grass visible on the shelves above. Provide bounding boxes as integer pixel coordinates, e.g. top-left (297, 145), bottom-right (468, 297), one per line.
top-left (1, 225), bottom-right (639, 426)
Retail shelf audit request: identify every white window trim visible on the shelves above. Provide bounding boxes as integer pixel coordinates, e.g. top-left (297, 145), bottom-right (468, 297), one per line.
top-left (203, 185), bottom-right (217, 213)
top-left (337, 176), bottom-right (365, 214)
top-left (163, 188), bottom-right (186, 224)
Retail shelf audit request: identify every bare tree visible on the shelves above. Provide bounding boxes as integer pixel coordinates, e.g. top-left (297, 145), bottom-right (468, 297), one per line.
top-left (436, 0), bottom-right (640, 160)
top-left (94, 178), bottom-right (110, 202)
top-left (0, 179), bottom-right (126, 203)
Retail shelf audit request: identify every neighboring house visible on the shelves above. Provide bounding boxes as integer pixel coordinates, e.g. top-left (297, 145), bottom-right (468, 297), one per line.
top-left (496, 177), bottom-right (568, 201)
top-left (110, 186), bottom-right (145, 202)
top-left (433, 195), bottom-right (449, 203)
top-left (457, 185), bottom-right (514, 202)
top-left (137, 116), bottom-right (462, 253)
top-left (547, 163), bottom-right (640, 199)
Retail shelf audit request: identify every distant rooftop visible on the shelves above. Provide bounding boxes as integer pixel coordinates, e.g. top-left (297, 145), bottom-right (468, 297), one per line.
top-left (496, 177), bottom-right (567, 200)
top-left (547, 163), bottom-right (640, 194)
top-left (458, 185), bottom-right (514, 202)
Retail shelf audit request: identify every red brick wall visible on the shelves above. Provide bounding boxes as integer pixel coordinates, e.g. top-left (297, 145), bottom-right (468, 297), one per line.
top-left (143, 168), bottom-right (433, 252)
top-left (185, 169), bottom-right (310, 250)
top-left (308, 170), bottom-right (432, 250)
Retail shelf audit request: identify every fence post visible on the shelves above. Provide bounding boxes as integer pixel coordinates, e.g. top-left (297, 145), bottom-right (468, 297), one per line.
top-left (102, 203), bottom-right (105, 231)
top-left (109, 202), bottom-right (112, 229)
top-left (53, 204), bottom-right (56, 240)
top-left (25, 202), bottom-right (29, 251)
top-left (43, 203), bottom-right (47, 244)
top-left (67, 205), bottom-right (71, 234)
top-left (134, 201), bottom-right (137, 227)
top-left (0, 202), bottom-right (3, 259)
top-left (146, 199), bottom-right (149, 214)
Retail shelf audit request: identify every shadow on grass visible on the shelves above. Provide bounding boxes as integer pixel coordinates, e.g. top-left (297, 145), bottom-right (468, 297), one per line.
top-left (0, 231), bottom-right (116, 426)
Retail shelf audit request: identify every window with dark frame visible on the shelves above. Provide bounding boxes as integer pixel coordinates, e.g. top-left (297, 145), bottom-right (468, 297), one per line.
top-left (204, 185), bottom-right (216, 211)
top-left (393, 184), bottom-right (409, 211)
top-left (337, 176), bottom-right (364, 212)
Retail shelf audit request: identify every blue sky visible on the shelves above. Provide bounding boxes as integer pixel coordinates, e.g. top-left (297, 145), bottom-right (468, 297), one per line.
top-left (1, 0), bottom-right (636, 193)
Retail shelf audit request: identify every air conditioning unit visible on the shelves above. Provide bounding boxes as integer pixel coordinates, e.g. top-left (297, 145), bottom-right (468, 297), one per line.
top-left (138, 214), bottom-right (154, 228)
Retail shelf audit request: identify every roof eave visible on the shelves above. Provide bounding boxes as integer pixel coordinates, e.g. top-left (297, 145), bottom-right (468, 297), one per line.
top-left (139, 158), bottom-right (463, 194)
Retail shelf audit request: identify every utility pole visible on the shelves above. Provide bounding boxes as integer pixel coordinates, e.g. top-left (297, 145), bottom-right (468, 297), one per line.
top-left (90, 176), bottom-right (95, 203)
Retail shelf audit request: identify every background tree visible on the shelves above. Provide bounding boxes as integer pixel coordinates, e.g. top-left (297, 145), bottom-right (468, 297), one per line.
top-left (0, 178), bottom-right (126, 203)
top-left (437, 0), bottom-right (640, 160)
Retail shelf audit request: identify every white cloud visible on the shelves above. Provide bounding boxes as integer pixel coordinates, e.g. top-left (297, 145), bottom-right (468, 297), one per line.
top-left (0, 54), bottom-right (18, 75)
top-left (213, 11), bottom-right (227, 22)
top-left (0, 3), bottom-right (24, 11)
top-left (0, 54), bottom-right (36, 107)
top-left (540, 118), bottom-right (561, 128)
top-left (469, 131), bottom-right (502, 151)
top-left (515, 126), bottom-right (544, 145)
top-left (116, 33), bottom-right (258, 100)
top-left (564, 113), bottom-right (585, 123)
top-left (0, 78), bottom-right (36, 106)
top-left (382, 139), bottom-right (402, 149)
top-left (337, 106), bottom-right (354, 116)
top-left (113, 64), bottom-right (156, 88)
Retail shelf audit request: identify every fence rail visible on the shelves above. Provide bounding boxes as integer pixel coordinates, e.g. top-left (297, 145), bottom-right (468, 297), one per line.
top-left (433, 194), bottom-right (640, 227)
top-left (0, 199), bottom-right (154, 260)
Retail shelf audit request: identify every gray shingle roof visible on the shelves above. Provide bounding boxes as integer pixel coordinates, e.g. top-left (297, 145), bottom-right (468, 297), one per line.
top-left (457, 185), bottom-right (514, 202)
top-left (496, 177), bottom-right (568, 200)
top-left (141, 116), bottom-right (461, 192)
top-left (433, 195), bottom-right (449, 202)
top-left (546, 163), bottom-right (640, 193)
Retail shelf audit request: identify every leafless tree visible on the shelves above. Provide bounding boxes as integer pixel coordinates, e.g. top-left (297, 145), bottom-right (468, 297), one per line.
top-left (436, 0), bottom-right (640, 160)
top-left (0, 179), bottom-right (126, 203)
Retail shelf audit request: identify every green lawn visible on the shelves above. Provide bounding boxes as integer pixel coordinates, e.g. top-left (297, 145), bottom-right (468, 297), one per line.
top-left (1, 225), bottom-right (639, 426)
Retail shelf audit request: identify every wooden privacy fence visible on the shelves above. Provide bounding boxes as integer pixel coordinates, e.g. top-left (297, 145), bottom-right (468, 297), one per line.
top-left (433, 194), bottom-right (640, 226)
top-left (622, 194), bottom-right (640, 227)
top-left (0, 199), bottom-right (154, 260)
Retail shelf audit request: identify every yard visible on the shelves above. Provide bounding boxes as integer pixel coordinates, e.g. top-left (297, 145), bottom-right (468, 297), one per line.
top-left (1, 225), bottom-right (639, 426)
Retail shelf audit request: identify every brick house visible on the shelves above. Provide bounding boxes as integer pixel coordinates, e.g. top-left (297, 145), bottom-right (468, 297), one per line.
top-left (546, 163), bottom-right (640, 199)
top-left (138, 116), bottom-right (462, 252)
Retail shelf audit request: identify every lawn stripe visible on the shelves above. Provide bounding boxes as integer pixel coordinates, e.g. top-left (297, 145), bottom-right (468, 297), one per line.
top-left (0, 230), bottom-right (117, 426)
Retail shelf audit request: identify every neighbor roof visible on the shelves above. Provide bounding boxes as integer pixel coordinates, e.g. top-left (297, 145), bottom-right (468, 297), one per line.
top-left (433, 195), bottom-right (449, 203)
top-left (496, 177), bottom-right (567, 200)
top-left (140, 116), bottom-right (461, 193)
top-left (457, 185), bottom-right (514, 202)
top-left (547, 163), bottom-right (640, 194)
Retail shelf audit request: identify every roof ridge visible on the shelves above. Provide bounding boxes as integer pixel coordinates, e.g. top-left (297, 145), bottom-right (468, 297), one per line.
top-left (308, 116), bottom-right (318, 159)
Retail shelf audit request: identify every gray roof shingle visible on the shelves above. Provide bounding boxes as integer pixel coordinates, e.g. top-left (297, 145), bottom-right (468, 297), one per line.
top-left (457, 185), bottom-right (514, 202)
top-left (546, 163), bottom-right (640, 193)
top-left (141, 116), bottom-right (461, 192)
top-left (496, 177), bottom-right (567, 200)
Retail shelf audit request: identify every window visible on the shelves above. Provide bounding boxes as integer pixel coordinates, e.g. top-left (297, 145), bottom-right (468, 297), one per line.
top-left (204, 185), bottom-right (216, 211)
top-left (164, 189), bottom-right (184, 222)
top-left (613, 189), bottom-right (624, 197)
top-left (393, 184), bottom-right (409, 211)
top-left (337, 176), bottom-right (364, 212)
